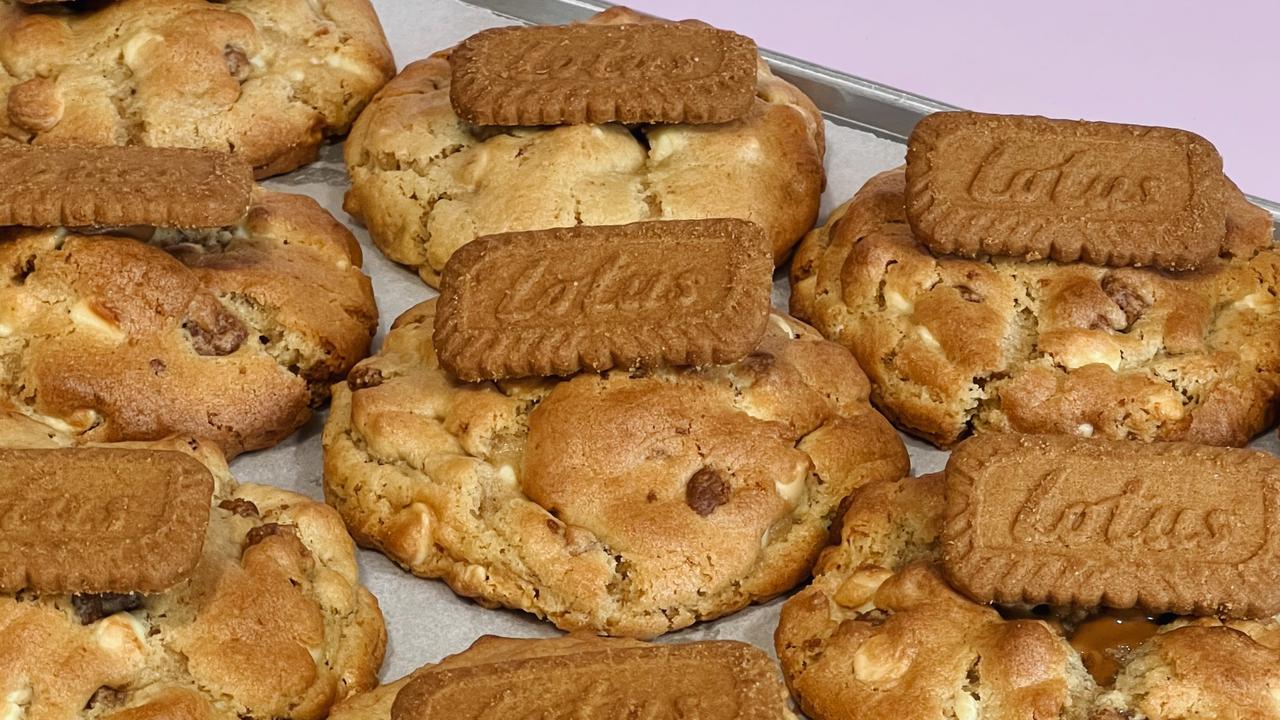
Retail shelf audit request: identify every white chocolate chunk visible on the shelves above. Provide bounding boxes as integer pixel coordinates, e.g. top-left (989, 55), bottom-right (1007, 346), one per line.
top-left (122, 32), bottom-right (163, 68)
top-left (69, 300), bottom-right (124, 342)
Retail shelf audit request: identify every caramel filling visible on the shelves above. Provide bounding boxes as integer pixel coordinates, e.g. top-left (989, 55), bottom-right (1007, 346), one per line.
top-left (1068, 611), bottom-right (1159, 685)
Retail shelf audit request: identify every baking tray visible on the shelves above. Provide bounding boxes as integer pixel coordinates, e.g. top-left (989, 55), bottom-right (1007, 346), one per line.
top-left (239, 0), bottom-right (1280, 688)
top-left (467, 0), bottom-right (1280, 228)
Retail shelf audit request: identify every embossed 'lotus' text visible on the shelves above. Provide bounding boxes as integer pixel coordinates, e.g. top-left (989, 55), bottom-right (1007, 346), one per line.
top-left (969, 146), bottom-right (1166, 211)
top-left (512, 40), bottom-right (719, 81)
top-left (1010, 471), bottom-right (1234, 552)
top-left (463, 680), bottom-right (721, 719)
top-left (494, 254), bottom-right (704, 324)
top-left (0, 493), bottom-right (141, 535)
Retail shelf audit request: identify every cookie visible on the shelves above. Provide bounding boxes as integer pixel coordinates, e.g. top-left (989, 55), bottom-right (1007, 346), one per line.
top-left (775, 472), bottom-right (1280, 720)
top-left (344, 6), bottom-right (825, 287)
top-left (905, 112), bottom-right (1228, 270)
top-left (0, 0), bottom-right (394, 177)
top-left (0, 145), bottom-right (253, 229)
top-left (0, 188), bottom-right (377, 457)
top-left (1096, 621), bottom-right (1280, 718)
top-left (790, 168), bottom-right (1280, 447)
top-left (450, 24), bottom-right (757, 126)
top-left (942, 434), bottom-right (1280, 618)
top-left (330, 635), bottom-right (795, 720)
top-left (323, 299), bottom-right (908, 637)
top-left (0, 414), bottom-right (386, 720)
top-left (0, 447), bottom-right (213, 594)
top-left (434, 219), bottom-right (772, 381)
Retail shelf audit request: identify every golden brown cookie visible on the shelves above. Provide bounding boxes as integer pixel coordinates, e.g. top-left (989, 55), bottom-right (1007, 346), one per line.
top-left (330, 635), bottom-right (796, 720)
top-left (0, 188), bottom-right (377, 457)
top-left (323, 299), bottom-right (908, 637)
top-left (0, 0), bottom-right (395, 177)
top-left (0, 412), bottom-right (386, 720)
top-left (775, 472), bottom-right (1280, 720)
top-left (344, 7), bottom-right (826, 287)
top-left (791, 168), bottom-right (1280, 447)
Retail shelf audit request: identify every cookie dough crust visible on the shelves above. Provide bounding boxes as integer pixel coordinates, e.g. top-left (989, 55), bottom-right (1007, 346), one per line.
top-left (329, 635), bottom-right (799, 720)
top-left (323, 299), bottom-right (907, 638)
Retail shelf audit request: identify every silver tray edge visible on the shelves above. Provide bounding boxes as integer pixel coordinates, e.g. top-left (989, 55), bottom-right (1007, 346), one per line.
top-left (459, 0), bottom-right (1280, 226)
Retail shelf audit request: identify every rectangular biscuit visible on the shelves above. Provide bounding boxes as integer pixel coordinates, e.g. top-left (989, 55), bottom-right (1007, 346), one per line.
top-left (433, 219), bottom-right (773, 381)
top-left (392, 641), bottom-right (784, 720)
top-left (0, 448), bottom-right (214, 594)
top-left (0, 145), bottom-right (253, 229)
top-left (941, 434), bottom-right (1280, 618)
top-left (905, 112), bottom-right (1228, 270)
top-left (449, 23), bottom-right (758, 126)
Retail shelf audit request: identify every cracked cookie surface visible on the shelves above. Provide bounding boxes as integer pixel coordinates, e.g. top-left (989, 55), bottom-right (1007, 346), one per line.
top-left (0, 411), bottom-right (386, 720)
top-left (791, 168), bottom-right (1280, 447)
top-left (775, 473), bottom-right (1280, 720)
top-left (0, 189), bottom-right (377, 457)
top-left (342, 7), bottom-right (826, 288)
top-left (322, 299), bottom-right (907, 638)
top-left (0, 0), bottom-right (394, 177)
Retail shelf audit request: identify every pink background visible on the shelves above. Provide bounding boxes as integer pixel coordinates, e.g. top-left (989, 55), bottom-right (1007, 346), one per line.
top-left (628, 0), bottom-right (1279, 201)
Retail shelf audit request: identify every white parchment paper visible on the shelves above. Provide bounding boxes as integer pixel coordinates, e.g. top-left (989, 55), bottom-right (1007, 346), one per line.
top-left (234, 0), bottom-right (1280, 683)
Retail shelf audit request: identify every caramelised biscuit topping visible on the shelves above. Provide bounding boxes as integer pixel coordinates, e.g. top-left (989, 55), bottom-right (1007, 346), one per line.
top-left (791, 168), bottom-right (1279, 447)
top-left (0, 189), bottom-right (377, 457)
top-left (0, 447), bottom-right (213, 594)
top-left (324, 299), bottom-right (908, 637)
top-left (942, 434), bottom-right (1280, 618)
top-left (330, 635), bottom-right (797, 720)
top-left (0, 146), bottom-right (253, 229)
top-left (906, 112), bottom-right (1229, 271)
top-left (0, 0), bottom-right (395, 177)
top-left (344, 6), bottom-right (826, 287)
top-left (450, 23), bottom-right (758, 126)
top-left (775, 471), bottom-right (1280, 720)
top-left (434, 219), bottom-right (773, 381)
top-left (0, 414), bottom-right (386, 720)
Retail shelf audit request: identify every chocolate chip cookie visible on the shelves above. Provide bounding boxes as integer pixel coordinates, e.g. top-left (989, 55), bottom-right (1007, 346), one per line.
top-left (323, 299), bottom-right (907, 638)
top-left (0, 189), bottom-right (377, 456)
top-left (775, 472), bottom-right (1280, 720)
top-left (0, 0), bottom-right (394, 177)
top-left (791, 168), bottom-right (1280, 447)
top-left (343, 7), bottom-right (825, 288)
top-left (0, 412), bottom-right (386, 720)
